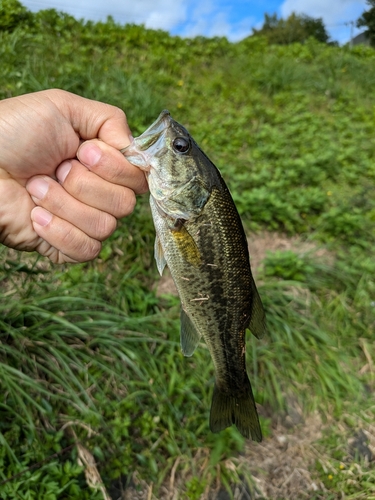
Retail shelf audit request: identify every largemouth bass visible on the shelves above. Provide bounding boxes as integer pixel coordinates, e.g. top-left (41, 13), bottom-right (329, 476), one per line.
top-left (122, 111), bottom-right (267, 441)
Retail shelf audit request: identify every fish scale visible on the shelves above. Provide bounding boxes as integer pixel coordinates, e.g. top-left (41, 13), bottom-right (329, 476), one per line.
top-left (122, 110), bottom-right (267, 441)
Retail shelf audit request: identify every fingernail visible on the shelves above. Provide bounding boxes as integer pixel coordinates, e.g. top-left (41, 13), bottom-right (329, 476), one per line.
top-left (56, 161), bottom-right (72, 184)
top-left (78, 143), bottom-right (102, 168)
top-left (26, 177), bottom-right (49, 200)
top-left (31, 207), bottom-right (53, 226)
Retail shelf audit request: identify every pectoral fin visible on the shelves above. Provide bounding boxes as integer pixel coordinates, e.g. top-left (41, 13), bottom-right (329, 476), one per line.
top-left (154, 235), bottom-right (167, 275)
top-left (171, 225), bottom-right (201, 267)
top-left (180, 309), bottom-right (201, 357)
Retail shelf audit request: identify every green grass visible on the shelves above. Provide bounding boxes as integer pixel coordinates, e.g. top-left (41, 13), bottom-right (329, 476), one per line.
top-left (1, 3), bottom-right (375, 498)
top-left (310, 399), bottom-right (375, 499)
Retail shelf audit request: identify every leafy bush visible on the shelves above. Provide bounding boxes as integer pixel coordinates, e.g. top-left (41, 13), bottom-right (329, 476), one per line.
top-left (263, 250), bottom-right (315, 281)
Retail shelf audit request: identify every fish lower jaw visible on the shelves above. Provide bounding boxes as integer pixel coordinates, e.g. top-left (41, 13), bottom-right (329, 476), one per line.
top-left (136, 152), bottom-right (152, 171)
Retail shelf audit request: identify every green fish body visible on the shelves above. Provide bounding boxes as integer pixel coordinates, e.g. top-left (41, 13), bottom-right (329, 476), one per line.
top-left (122, 111), bottom-right (267, 441)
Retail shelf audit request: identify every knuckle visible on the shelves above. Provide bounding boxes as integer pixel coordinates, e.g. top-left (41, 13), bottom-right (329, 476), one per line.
top-left (50, 196), bottom-right (69, 217)
top-left (111, 106), bottom-right (127, 122)
top-left (59, 224), bottom-right (78, 250)
top-left (84, 239), bottom-right (102, 261)
top-left (70, 172), bottom-right (86, 199)
top-left (95, 213), bottom-right (117, 241)
top-left (60, 225), bottom-right (101, 262)
top-left (137, 176), bottom-right (149, 195)
top-left (61, 164), bottom-right (87, 199)
top-left (116, 191), bottom-right (136, 218)
top-left (75, 237), bottom-right (101, 262)
top-left (106, 160), bottom-right (128, 183)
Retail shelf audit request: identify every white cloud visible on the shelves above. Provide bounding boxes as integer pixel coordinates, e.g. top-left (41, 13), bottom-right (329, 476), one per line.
top-left (22, 0), bottom-right (188, 30)
top-left (280, 0), bottom-right (368, 43)
top-left (281, 0), bottom-right (366, 23)
top-left (22, 0), bottom-right (254, 41)
top-left (122, 0), bottom-right (188, 30)
top-left (178, 0), bottom-right (254, 41)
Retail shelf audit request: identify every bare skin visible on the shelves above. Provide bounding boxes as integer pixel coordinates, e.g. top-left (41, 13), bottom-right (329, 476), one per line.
top-left (0, 89), bottom-right (148, 263)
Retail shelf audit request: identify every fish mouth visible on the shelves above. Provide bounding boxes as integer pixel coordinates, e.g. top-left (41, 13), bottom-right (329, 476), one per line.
top-left (120, 110), bottom-right (171, 171)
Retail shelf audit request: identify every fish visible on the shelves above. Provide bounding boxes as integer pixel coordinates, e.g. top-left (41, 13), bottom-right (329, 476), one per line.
top-left (121, 110), bottom-right (267, 441)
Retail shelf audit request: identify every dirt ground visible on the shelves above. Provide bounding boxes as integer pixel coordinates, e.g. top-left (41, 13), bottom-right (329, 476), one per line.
top-left (106, 412), bottom-right (326, 500)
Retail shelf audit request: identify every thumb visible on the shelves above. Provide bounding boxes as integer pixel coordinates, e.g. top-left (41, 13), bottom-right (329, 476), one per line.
top-left (49, 89), bottom-right (133, 149)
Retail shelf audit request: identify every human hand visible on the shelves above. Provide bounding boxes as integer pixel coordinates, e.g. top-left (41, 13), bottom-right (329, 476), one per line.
top-left (0, 89), bottom-right (148, 263)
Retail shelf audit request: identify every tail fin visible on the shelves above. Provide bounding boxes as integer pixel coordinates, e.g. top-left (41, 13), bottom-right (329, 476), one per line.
top-left (209, 377), bottom-right (262, 442)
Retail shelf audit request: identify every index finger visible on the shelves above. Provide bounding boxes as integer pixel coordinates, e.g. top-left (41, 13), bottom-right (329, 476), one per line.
top-left (77, 139), bottom-right (149, 195)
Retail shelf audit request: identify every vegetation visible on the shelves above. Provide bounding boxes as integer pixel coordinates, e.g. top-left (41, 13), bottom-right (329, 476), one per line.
top-left (357, 0), bottom-right (375, 46)
top-left (252, 12), bottom-right (332, 45)
top-left (1, 0), bottom-right (375, 498)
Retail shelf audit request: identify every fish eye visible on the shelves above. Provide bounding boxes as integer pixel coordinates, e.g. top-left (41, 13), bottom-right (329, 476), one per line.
top-left (173, 137), bottom-right (190, 154)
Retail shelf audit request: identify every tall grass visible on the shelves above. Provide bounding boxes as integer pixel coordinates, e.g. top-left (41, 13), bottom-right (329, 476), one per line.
top-left (1, 244), bottom-right (373, 497)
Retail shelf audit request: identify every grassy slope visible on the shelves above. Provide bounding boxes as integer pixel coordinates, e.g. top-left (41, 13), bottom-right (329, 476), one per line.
top-left (1, 9), bottom-right (375, 499)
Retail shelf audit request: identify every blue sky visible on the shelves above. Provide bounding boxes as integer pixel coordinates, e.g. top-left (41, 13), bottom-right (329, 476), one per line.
top-left (21, 0), bottom-right (368, 44)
